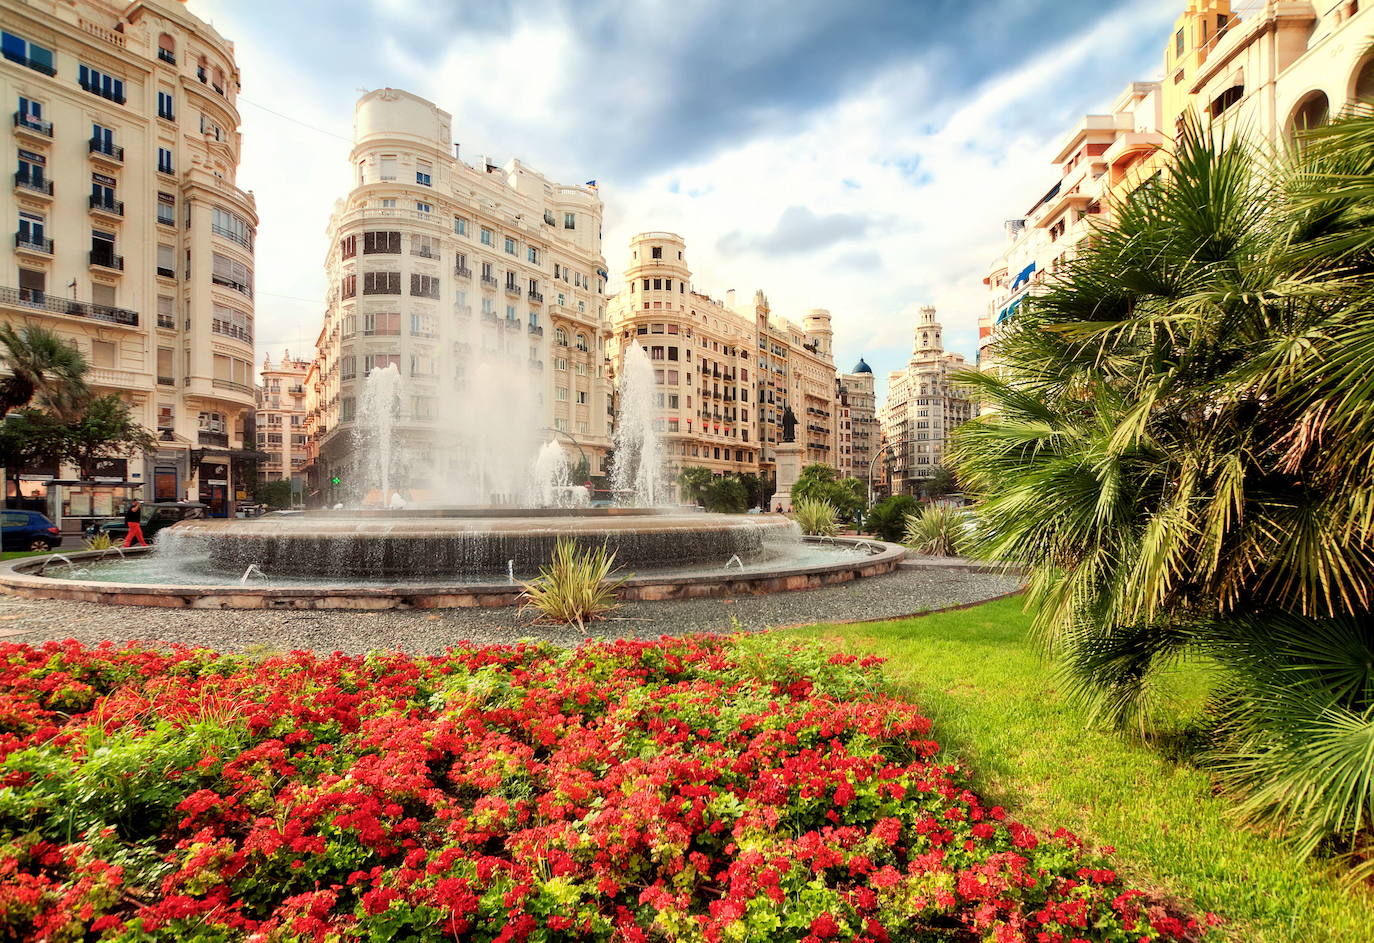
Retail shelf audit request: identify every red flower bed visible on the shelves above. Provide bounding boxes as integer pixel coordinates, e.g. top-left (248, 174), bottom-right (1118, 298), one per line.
top-left (0, 636), bottom-right (1213, 942)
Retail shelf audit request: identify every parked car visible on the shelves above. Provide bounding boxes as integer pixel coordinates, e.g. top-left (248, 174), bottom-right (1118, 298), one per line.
top-left (1, 510), bottom-right (64, 552)
top-left (85, 501), bottom-right (208, 543)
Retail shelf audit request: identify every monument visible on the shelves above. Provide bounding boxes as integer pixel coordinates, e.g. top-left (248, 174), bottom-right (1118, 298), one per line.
top-left (771, 405), bottom-right (804, 512)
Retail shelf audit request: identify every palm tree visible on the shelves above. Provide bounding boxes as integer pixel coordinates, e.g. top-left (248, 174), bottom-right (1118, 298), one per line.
top-left (0, 323), bottom-right (90, 421)
top-left (950, 114), bottom-right (1374, 874)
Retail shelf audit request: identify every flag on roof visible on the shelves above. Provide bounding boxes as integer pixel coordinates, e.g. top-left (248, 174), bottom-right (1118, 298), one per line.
top-left (585, 180), bottom-right (598, 189)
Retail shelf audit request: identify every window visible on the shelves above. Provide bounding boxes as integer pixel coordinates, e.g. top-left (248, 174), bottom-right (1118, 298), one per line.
top-left (413, 396), bottom-right (434, 419)
top-left (341, 355), bottom-right (356, 380)
top-left (564, 212), bottom-right (576, 229)
top-left (415, 201), bottom-right (432, 214)
top-left (91, 340), bottom-right (117, 368)
top-left (555, 328), bottom-right (568, 346)
top-left (16, 149), bottom-right (45, 190)
top-left (158, 148), bottom-right (174, 175)
top-left (528, 246), bottom-right (539, 264)
top-left (480, 227), bottom-right (494, 246)
top-left (341, 274), bottom-right (356, 298)
top-left (576, 362), bottom-right (588, 376)
top-left (211, 302), bottom-right (252, 342)
top-left (79, 65), bottom-right (126, 104)
top-left (381, 198), bottom-right (396, 209)
top-left (363, 271), bottom-right (401, 294)
top-left (157, 244), bottom-right (175, 278)
top-left (576, 391), bottom-right (588, 405)
top-left (410, 274), bottom-right (440, 298)
top-left (364, 353), bottom-right (400, 373)
top-left (157, 33), bottom-right (176, 64)
top-left (157, 192), bottom-right (176, 226)
top-left (410, 313), bottom-right (435, 336)
top-left (651, 245), bottom-right (662, 259)
top-left (340, 234), bottom-right (357, 259)
top-left (2, 31), bottom-right (55, 75)
top-left (504, 236), bottom-right (517, 255)
top-left (90, 173), bottom-right (118, 212)
top-left (90, 230), bottom-right (117, 268)
top-left (416, 160), bottom-right (432, 186)
top-left (454, 216), bottom-right (468, 236)
top-left (211, 253), bottom-right (253, 295)
top-left (363, 231), bottom-right (401, 254)
top-left (379, 155), bottom-right (397, 181)
top-left (1175, 27), bottom-right (1185, 57)
top-left (211, 208), bottom-right (252, 248)
top-left (156, 295), bottom-right (174, 328)
top-left (341, 397), bottom-right (356, 422)
top-left (364, 312), bottom-right (400, 335)
top-left (411, 234), bottom-right (438, 259)
top-left (158, 90), bottom-right (175, 120)
top-left (576, 333), bottom-right (589, 352)
top-left (556, 387), bottom-right (569, 402)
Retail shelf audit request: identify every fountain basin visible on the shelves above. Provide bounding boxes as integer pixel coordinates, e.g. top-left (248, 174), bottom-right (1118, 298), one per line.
top-left (0, 537), bottom-right (906, 610)
top-left (160, 509), bottom-right (799, 579)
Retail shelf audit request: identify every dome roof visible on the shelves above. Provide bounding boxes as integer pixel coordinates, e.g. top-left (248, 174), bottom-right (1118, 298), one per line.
top-left (851, 357), bottom-right (873, 374)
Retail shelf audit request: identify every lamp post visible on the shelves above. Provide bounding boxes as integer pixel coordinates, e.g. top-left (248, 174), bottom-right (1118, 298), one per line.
top-left (867, 440), bottom-right (901, 508)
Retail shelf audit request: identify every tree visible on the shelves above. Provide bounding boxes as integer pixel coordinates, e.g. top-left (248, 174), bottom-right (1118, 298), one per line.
top-left (570, 456), bottom-right (591, 485)
top-left (864, 494), bottom-right (918, 543)
top-left (792, 464), bottom-right (863, 519)
top-left (677, 465), bottom-right (714, 506)
top-left (921, 465), bottom-right (958, 499)
top-left (702, 476), bottom-right (747, 513)
top-left (950, 115), bottom-right (1374, 870)
top-left (62, 395), bottom-right (157, 479)
top-left (255, 478), bottom-right (293, 509)
top-left (0, 324), bottom-right (89, 421)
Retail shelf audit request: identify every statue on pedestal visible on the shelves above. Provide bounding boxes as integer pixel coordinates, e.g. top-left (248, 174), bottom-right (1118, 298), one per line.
top-left (781, 406), bottom-right (798, 443)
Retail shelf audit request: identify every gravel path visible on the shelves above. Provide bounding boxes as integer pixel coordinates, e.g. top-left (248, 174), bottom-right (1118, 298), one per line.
top-left (0, 564), bottom-right (1022, 654)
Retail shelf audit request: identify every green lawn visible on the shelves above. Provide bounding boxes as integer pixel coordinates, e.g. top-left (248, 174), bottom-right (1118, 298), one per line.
top-left (775, 596), bottom-right (1374, 943)
top-left (0, 549), bottom-right (63, 561)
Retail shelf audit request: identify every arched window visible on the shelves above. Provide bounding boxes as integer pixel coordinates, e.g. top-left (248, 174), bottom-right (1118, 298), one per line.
top-left (575, 332), bottom-right (588, 351)
top-left (1354, 56), bottom-right (1374, 103)
top-left (1288, 90), bottom-right (1330, 139)
top-left (555, 327), bottom-right (568, 347)
top-left (212, 66), bottom-right (225, 94)
top-left (157, 33), bottom-right (175, 64)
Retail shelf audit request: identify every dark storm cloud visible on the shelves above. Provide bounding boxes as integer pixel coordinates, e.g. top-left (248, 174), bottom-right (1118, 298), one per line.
top-left (718, 206), bottom-right (876, 256)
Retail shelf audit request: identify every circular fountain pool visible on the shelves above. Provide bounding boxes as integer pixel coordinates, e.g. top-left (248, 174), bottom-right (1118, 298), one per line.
top-left (0, 508), bottom-right (906, 610)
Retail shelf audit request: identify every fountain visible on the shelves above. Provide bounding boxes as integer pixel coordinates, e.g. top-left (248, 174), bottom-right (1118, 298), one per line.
top-left (0, 340), bottom-right (907, 608)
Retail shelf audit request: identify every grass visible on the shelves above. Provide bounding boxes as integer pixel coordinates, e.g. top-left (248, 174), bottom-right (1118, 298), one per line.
top-left (775, 596), bottom-right (1374, 943)
top-left (1, 549), bottom-right (62, 561)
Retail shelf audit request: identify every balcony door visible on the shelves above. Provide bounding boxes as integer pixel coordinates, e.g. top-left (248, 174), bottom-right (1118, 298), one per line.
top-left (91, 230), bottom-right (116, 266)
top-left (18, 211), bottom-right (44, 245)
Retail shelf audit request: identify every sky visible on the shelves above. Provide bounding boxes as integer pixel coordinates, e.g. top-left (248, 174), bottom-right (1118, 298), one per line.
top-left (190, 0), bottom-right (1179, 399)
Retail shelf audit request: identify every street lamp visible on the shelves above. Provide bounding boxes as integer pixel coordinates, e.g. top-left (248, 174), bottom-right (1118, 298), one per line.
top-left (867, 439), bottom-right (901, 507)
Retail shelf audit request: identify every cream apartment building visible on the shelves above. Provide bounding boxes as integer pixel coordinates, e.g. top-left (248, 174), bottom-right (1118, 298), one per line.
top-left (1, 0), bottom-right (258, 520)
top-left (255, 349), bottom-right (309, 498)
top-left (606, 232), bottom-right (840, 499)
top-left (836, 358), bottom-right (876, 487)
top-left (879, 306), bottom-right (973, 495)
top-left (979, 0), bottom-right (1374, 377)
top-left (311, 88), bottom-right (612, 505)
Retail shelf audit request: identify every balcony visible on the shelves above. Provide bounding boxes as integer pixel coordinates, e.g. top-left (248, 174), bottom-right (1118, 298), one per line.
top-left (13, 112), bottom-right (51, 138)
top-left (78, 79), bottom-right (125, 105)
top-left (89, 194), bottom-right (125, 218)
top-left (527, 324), bottom-right (544, 337)
top-left (212, 379), bottom-right (253, 395)
top-left (528, 290), bottom-right (544, 304)
top-left (3, 49), bottom-right (56, 76)
top-left (503, 318), bottom-right (522, 331)
top-left (505, 283), bottom-right (522, 297)
top-left (157, 313), bottom-right (176, 329)
top-left (454, 265), bottom-right (472, 279)
top-left (89, 250), bottom-right (124, 271)
top-left (480, 275), bottom-right (499, 289)
top-left (15, 233), bottom-right (53, 256)
top-left (198, 431), bottom-right (230, 447)
top-left (14, 172), bottom-right (52, 198)
top-left (89, 137), bottom-right (124, 164)
top-left (529, 359), bottom-right (545, 371)
top-left (481, 310), bottom-right (498, 322)
top-left (0, 285), bottom-right (138, 326)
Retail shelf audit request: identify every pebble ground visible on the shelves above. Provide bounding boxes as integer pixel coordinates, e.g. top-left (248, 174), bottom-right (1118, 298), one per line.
top-left (0, 564), bottom-right (1022, 654)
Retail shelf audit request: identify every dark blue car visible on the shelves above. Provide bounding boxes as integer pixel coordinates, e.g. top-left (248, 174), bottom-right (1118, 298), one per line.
top-left (1, 510), bottom-right (63, 552)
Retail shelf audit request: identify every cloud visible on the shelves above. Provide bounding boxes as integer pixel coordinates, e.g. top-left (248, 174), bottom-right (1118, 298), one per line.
top-left (717, 206), bottom-right (877, 256)
top-left (186, 0), bottom-right (1180, 402)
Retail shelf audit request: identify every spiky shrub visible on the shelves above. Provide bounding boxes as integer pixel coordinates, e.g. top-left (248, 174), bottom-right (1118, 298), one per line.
top-left (83, 533), bottom-right (115, 551)
top-left (519, 537), bottom-right (627, 632)
top-left (949, 114), bottom-right (1374, 872)
top-left (792, 496), bottom-right (838, 537)
top-left (902, 504), bottom-right (968, 556)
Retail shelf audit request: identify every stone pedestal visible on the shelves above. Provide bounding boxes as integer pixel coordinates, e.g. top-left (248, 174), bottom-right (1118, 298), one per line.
top-left (771, 441), bottom-right (804, 512)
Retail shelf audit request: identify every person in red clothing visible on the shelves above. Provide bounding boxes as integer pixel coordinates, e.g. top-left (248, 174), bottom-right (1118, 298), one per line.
top-left (122, 499), bottom-right (147, 547)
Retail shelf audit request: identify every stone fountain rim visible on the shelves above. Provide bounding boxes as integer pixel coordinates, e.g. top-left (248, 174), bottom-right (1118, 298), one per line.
top-left (0, 537), bottom-right (908, 610)
top-left (267, 507), bottom-right (720, 520)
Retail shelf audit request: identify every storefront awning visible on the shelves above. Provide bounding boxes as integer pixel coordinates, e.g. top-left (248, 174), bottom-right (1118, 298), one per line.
top-left (1010, 262), bottom-right (1036, 290)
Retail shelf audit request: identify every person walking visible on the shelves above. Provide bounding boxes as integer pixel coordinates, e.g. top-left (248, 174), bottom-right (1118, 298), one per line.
top-left (123, 499), bottom-right (147, 548)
